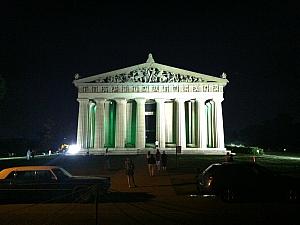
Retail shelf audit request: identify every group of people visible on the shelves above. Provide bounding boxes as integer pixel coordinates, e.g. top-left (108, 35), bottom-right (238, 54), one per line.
top-left (146, 149), bottom-right (168, 176)
top-left (124, 149), bottom-right (168, 188)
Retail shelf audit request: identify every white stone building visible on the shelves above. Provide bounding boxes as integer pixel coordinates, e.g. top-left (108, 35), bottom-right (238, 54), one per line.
top-left (73, 54), bottom-right (229, 155)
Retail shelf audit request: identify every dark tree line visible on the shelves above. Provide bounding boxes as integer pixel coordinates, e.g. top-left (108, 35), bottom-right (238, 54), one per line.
top-left (231, 114), bottom-right (300, 152)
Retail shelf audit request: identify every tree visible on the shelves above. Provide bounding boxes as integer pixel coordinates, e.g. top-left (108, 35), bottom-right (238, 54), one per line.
top-left (0, 74), bottom-right (5, 100)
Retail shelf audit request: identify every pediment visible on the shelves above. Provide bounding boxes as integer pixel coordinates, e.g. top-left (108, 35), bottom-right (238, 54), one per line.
top-left (73, 54), bottom-right (228, 86)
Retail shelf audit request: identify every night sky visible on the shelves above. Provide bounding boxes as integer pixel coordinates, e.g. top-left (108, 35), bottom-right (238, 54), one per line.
top-left (0, 1), bottom-right (299, 146)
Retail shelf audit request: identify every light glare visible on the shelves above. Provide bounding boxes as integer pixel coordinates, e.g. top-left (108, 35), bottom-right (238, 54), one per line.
top-left (67, 144), bottom-right (80, 155)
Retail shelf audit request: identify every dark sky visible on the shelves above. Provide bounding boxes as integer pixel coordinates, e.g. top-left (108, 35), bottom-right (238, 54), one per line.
top-left (0, 1), bottom-right (299, 144)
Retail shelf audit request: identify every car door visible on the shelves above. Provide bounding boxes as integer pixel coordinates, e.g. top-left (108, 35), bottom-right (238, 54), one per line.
top-left (10, 170), bottom-right (37, 201)
top-left (34, 170), bottom-right (61, 201)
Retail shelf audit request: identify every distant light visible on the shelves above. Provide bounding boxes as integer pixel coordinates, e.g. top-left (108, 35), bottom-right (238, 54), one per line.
top-left (67, 144), bottom-right (80, 155)
top-left (283, 148), bottom-right (287, 152)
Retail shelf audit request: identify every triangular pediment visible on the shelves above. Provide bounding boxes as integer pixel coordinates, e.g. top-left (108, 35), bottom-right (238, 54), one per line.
top-left (73, 54), bottom-right (228, 86)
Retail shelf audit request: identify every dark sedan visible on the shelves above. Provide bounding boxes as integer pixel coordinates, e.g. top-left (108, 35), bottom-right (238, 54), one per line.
top-left (0, 166), bottom-right (111, 202)
top-left (196, 162), bottom-right (299, 202)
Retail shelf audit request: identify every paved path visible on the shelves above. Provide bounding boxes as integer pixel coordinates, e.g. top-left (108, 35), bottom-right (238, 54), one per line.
top-left (110, 155), bottom-right (177, 198)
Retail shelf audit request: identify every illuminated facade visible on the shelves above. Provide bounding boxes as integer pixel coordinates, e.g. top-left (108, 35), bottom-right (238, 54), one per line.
top-left (73, 54), bottom-right (229, 155)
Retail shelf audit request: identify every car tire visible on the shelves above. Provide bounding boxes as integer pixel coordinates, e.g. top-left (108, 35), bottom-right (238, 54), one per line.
top-left (221, 188), bottom-right (236, 202)
top-left (286, 188), bottom-right (298, 202)
top-left (73, 186), bottom-right (96, 203)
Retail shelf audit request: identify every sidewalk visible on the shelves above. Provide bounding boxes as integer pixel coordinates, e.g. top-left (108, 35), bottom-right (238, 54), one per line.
top-left (110, 155), bottom-right (177, 198)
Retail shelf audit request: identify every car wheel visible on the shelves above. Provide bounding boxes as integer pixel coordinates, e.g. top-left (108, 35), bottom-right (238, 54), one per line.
top-left (73, 186), bottom-right (96, 203)
top-left (221, 188), bottom-right (236, 202)
top-left (286, 189), bottom-right (298, 202)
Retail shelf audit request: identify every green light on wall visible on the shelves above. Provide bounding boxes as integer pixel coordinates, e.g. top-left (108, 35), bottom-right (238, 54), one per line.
top-left (108, 101), bottom-right (116, 147)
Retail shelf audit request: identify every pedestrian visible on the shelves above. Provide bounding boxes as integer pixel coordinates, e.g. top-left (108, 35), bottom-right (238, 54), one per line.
top-left (225, 152), bottom-right (231, 162)
top-left (149, 154), bottom-right (156, 176)
top-left (31, 149), bottom-right (35, 159)
top-left (26, 149), bottom-right (31, 160)
top-left (161, 151), bottom-right (168, 171)
top-left (124, 157), bottom-right (136, 188)
top-left (155, 149), bottom-right (161, 173)
top-left (146, 151), bottom-right (151, 176)
top-left (105, 148), bottom-right (111, 170)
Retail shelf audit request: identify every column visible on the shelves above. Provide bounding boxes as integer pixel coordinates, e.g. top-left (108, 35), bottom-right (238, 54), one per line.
top-left (135, 98), bottom-right (146, 149)
top-left (196, 98), bottom-right (207, 148)
top-left (176, 99), bottom-right (186, 150)
top-left (155, 98), bottom-right (165, 148)
top-left (94, 98), bottom-right (106, 149)
top-left (206, 102), bottom-right (212, 148)
top-left (76, 98), bottom-right (89, 149)
top-left (214, 98), bottom-right (225, 149)
top-left (115, 99), bottom-right (127, 148)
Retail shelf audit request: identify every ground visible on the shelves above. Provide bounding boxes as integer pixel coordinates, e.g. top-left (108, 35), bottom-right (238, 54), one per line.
top-left (0, 153), bottom-right (299, 225)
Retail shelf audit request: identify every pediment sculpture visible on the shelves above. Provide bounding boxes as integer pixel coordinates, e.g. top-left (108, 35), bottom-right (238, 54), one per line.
top-left (94, 67), bottom-right (204, 83)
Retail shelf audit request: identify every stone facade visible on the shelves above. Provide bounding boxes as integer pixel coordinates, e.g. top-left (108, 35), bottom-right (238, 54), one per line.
top-left (73, 54), bottom-right (229, 155)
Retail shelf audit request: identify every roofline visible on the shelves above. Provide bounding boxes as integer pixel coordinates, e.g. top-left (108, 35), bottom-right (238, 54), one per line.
top-left (73, 61), bottom-right (229, 86)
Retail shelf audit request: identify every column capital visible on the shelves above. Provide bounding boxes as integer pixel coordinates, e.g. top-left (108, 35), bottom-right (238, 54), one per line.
top-left (195, 98), bottom-right (207, 104)
top-left (94, 98), bottom-right (106, 104)
top-left (213, 98), bottom-right (224, 103)
top-left (135, 98), bottom-right (146, 104)
top-left (77, 98), bottom-right (89, 104)
top-left (154, 98), bottom-right (165, 103)
top-left (114, 98), bottom-right (127, 104)
top-left (175, 98), bottom-right (187, 103)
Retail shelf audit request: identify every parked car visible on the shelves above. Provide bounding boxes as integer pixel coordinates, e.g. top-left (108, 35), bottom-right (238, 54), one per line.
top-left (196, 162), bottom-right (299, 202)
top-left (0, 166), bottom-right (111, 202)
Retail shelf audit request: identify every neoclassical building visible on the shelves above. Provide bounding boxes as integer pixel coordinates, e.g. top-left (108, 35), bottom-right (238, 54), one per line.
top-left (73, 54), bottom-right (229, 155)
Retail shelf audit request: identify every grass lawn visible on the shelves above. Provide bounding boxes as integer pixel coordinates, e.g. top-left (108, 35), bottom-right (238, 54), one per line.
top-left (1, 152), bottom-right (300, 175)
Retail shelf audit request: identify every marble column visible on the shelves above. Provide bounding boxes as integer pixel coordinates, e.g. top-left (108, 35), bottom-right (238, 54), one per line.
top-left (135, 98), bottom-right (146, 149)
top-left (196, 98), bottom-right (207, 148)
top-left (206, 102), bottom-right (212, 148)
top-left (76, 98), bottom-right (89, 149)
top-left (155, 98), bottom-right (166, 149)
top-left (176, 99), bottom-right (186, 150)
top-left (94, 98), bottom-right (106, 149)
top-left (214, 98), bottom-right (225, 149)
top-left (115, 98), bottom-right (127, 148)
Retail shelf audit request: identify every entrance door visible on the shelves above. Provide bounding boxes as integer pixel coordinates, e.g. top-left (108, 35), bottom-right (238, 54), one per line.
top-left (145, 101), bottom-right (156, 146)
top-left (145, 115), bottom-right (156, 145)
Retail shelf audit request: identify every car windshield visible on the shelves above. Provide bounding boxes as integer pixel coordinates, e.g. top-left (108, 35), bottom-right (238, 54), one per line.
top-left (51, 168), bottom-right (72, 179)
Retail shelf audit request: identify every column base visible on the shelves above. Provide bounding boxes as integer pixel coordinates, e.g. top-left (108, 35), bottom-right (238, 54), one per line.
top-left (70, 147), bottom-right (227, 155)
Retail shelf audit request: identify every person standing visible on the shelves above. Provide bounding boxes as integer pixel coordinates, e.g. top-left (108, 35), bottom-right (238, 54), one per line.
top-left (26, 149), bottom-right (31, 160)
top-left (146, 151), bottom-right (151, 176)
top-left (155, 149), bottom-right (161, 173)
top-left (124, 157), bottom-right (136, 188)
top-left (161, 151), bottom-right (168, 171)
top-left (105, 148), bottom-right (111, 170)
top-left (149, 154), bottom-right (156, 176)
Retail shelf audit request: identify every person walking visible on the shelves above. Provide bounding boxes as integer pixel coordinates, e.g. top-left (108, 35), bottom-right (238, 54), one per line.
top-left (155, 149), bottom-right (161, 173)
top-left (149, 154), bottom-right (156, 176)
top-left (124, 157), bottom-right (136, 188)
top-left (26, 149), bottom-right (31, 160)
top-left (161, 151), bottom-right (168, 171)
top-left (146, 151), bottom-right (151, 176)
top-left (105, 148), bottom-right (111, 170)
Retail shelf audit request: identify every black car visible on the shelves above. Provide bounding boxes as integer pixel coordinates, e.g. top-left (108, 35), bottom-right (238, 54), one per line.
top-left (0, 166), bottom-right (111, 202)
top-left (196, 162), bottom-right (299, 202)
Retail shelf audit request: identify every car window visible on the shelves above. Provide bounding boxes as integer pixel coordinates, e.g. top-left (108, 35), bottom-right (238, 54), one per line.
top-left (13, 171), bottom-right (36, 182)
top-left (52, 168), bottom-right (72, 180)
top-left (5, 171), bottom-right (16, 180)
top-left (36, 170), bottom-right (55, 182)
